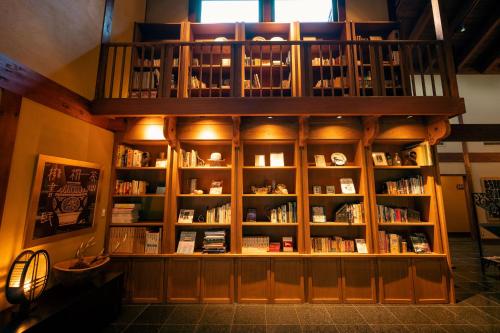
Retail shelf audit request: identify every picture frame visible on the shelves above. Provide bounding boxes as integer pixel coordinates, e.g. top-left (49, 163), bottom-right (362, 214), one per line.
top-left (178, 209), bottom-right (195, 223)
top-left (312, 206), bottom-right (326, 223)
top-left (314, 155), bottom-right (326, 167)
top-left (372, 152), bottom-right (388, 166)
top-left (270, 152), bottom-right (285, 167)
top-left (312, 185), bottom-right (322, 194)
top-left (340, 178), bottom-right (356, 194)
top-left (24, 154), bottom-right (102, 247)
top-left (255, 154), bottom-right (266, 167)
top-left (481, 177), bottom-right (500, 221)
top-left (326, 185), bottom-right (336, 194)
top-left (209, 180), bottom-right (223, 195)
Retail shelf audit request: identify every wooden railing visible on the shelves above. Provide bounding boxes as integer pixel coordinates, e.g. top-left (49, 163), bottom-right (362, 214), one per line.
top-left (95, 40), bottom-right (455, 99)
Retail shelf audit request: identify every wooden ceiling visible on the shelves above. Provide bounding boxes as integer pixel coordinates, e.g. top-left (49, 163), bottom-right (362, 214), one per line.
top-left (395, 0), bottom-right (500, 74)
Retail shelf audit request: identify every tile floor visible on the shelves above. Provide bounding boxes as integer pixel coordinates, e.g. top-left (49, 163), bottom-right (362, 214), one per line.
top-left (102, 237), bottom-right (500, 333)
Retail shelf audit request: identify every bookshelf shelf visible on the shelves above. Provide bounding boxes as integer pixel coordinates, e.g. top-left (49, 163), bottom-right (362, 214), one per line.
top-left (112, 194), bottom-right (165, 198)
top-left (308, 166), bottom-right (362, 170)
top-left (374, 166), bottom-right (423, 170)
top-left (175, 223), bottom-right (231, 228)
top-left (110, 222), bottom-right (164, 227)
top-left (376, 194), bottom-right (430, 197)
top-left (308, 194), bottom-right (363, 197)
top-left (310, 222), bottom-right (366, 227)
top-left (116, 167), bottom-right (167, 171)
top-left (378, 222), bottom-right (434, 227)
top-left (242, 194), bottom-right (297, 197)
top-left (176, 194), bottom-right (232, 198)
top-left (178, 166), bottom-right (232, 171)
top-left (242, 222), bottom-right (299, 227)
top-left (242, 166), bottom-right (296, 170)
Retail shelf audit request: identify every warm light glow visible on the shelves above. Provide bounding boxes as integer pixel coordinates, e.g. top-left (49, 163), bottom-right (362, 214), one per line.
top-left (337, 116), bottom-right (343, 119)
top-left (199, 128), bottom-right (218, 140)
top-left (144, 124), bottom-right (166, 140)
top-left (268, 116), bottom-right (273, 119)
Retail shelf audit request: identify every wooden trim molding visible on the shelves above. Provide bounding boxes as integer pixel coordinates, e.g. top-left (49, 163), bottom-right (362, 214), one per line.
top-left (0, 53), bottom-right (125, 132)
top-left (0, 90), bottom-right (22, 228)
top-left (92, 97), bottom-right (466, 118)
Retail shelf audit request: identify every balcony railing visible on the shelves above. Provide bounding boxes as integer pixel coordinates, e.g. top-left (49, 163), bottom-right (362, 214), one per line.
top-left (95, 40), bottom-right (455, 100)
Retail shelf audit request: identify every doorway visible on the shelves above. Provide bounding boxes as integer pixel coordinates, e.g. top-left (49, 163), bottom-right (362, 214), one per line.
top-left (441, 175), bottom-right (471, 234)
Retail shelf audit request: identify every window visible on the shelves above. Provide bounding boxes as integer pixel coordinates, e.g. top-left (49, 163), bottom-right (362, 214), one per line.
top-left (201, 0), bottom-right (259, 23)
top-left (274, 0), bottom-right (333, 22)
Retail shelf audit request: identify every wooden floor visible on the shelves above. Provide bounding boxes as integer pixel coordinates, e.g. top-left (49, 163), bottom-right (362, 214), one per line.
top-left (102, 237), bottom-right (500, 333)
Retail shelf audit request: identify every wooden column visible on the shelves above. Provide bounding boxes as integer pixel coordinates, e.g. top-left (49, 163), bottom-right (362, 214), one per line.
top-left (0, 90), bottom-right (22, 227)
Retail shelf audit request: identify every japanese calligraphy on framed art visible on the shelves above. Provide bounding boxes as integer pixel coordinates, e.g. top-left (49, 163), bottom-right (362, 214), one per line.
top-left (24, 155), bottom-right (102, 247)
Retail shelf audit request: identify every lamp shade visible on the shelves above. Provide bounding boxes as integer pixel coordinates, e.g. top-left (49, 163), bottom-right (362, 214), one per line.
top-left (6, 250), bottom-right (50, 304)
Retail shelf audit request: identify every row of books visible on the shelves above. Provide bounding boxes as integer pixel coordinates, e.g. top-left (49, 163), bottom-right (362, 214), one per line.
top-left (111, 203), bottom-right (141, 224)
top-left (109, 227), bottom-right (161, 254)
top-left (244, 51), bottom-right (291, 66)
top-left (377, 205), bottom-right (421, 223)
top-left (179, 149), bottom-right (200, 167)
top-left (116, 145), bottom-right (150, 168)
top-left (115, 180), bottom-right (148, 195)
top-left (131, 70), bottom-right (160, 90)
top-left (335, 203), bottom-right (364, 224)
top-left (245, 73), bottom-right (291, 89)
top-left (378, 231), bottom-right (431, 254)
top-left (242, 236), bottom-right (294, 253)
top-left (312, 56), bottom-right (347, 66)
top-left (314, 78), bottom-right (349, 89)
top-left (383, 176), bottom-right (425, 195)
top-left (206, 203), bottom-right (231, 224)
top-left (203, 230), bottom-right (226, 253)
top-left (311, 237), bottom-right (367, 253)
top-left (136, 58), bottom-right (179, 67)
top-left (269, 202), bottom-right (297, 223)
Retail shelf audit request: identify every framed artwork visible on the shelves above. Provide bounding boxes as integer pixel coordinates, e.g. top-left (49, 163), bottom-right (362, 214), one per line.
top-left (312, 206), bottom-right (326, 223)
top-left (270, 152), bottom-right (285, 167)
top-left (24, 155), bottom-right (102, 247)
top-left (314, 155), bottom-right (326, 167)
top-left (326, 185), bottom-right (336, 194)
top-left (372, 152), bottom-right (388, 166)
top-left (312, 185), bottom-right (322, 194)
top-left (178, 209), bottom-right (195, 223)
top-left (481, 177), bottom-right (500, 221)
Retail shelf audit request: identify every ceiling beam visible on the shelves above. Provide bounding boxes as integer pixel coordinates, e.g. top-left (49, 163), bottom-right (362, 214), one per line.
top-left (474, 33), bottom-right (500, 73)
top-left (458, 16), bottom-right (500, 71)
top-left (446, 124), bottom-right (500, 142)
top-left (409, 2), bottom-right (432, 40)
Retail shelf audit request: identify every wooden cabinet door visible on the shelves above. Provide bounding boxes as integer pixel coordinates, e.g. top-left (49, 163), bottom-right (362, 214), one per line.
top-left (201, 258), bottom-right (234, 303)
top-left (130, 259), bottom-right (165, 303)
top-left (414, 259), bottom-right (449, 304)
top-left (107, 258), bottom-right (131, 301)
top-left (167, 258), bottom-right (201, 303)
top-left (237, 258), bottom-right (270, 303)
top-left (271, 258), bottom-right (304, 303)
top-left (341, 258), bottom-right (376, 303)
top-left (308, 258), bottom-right (342, 303)
top-left (378, 258), bottom-right (414, 304)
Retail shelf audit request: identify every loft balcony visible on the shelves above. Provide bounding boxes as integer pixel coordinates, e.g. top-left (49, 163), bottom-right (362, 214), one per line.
top-left (92, 22), bottom-right (464, 119)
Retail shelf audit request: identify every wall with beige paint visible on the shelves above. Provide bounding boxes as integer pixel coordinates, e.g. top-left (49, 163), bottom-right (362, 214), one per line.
top-left (146, 0), bottom-right (189, 23)
top-left (112, 0), bottom-right (147, 42)
top-left (346, 0), bottom-right (389, 21)
top-left (0, 99), bottom-right (113, 311)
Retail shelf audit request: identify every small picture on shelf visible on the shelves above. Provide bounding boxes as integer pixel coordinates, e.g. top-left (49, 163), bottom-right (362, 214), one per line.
top-left (270, 152), bottom-right (285, 167)
top-left (326, 185), bottom-right (336, 194)
top-left (331, 152), bottom-right (347, 166)
top-left (372, 152), bottom-right (388, 166)
top-left (156, 186), bottom-right (166, 194)
top-left (314, 155), bottom-right (326, 167)
top-left (312, 185), bottom-right (322, 194)
top-left (269, 242), bottom-right (281, 252)
top-left (177, 231), bottom-right (196, 254)
top-left (312, 206), bottom-right (326, 223)
top-left (355, 239), bottom-right (368, 254)
top-left (178, 209), bottom-right (195, 223)
top-left (246, 208), bottom-right (257, 222)
top-left (340, 178), bottom-right (356, 194)
top-left (409, 233), bottom-right (431, 254)
top-left (209, 180), bottom-right (223, 194)
top-left (282, 237), bottom-right (294, 252)
top-left (255, 155), bottom-right (266, 167)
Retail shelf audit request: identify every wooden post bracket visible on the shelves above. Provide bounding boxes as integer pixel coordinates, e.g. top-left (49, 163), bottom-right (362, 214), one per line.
top-left (362, 116), bottom-right (380, 147)
top-left (232, 116), bottom-right (241, 148)
top-left (299, 116), bottom-right (309, 148)
top-left (164, 116), bottom-right (177, 148)
top-left (427, 116), bottom-right (451, 145)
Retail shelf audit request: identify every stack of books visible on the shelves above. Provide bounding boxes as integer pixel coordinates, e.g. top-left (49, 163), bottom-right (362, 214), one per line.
top-left (203, 230), bottom-right (227, 253)
top-left (206, 203), bottom-right (231, 224)
top-left (383, 175), bottom-right (424, 195)
top-left (131, 69), bottom-right (160, 90)
top-left (116, 145), bottom-right (150, 167)
top-left (311, 237), bottom-right (366, 253)
top-left (377, 205), bottom-right (421, 223)
top-left (109, 227), bottom-right (161, 254)
top-left (269, 202), bottom-right (297, 223)
top-left (114, 180), bottom-right (148, 195)
top-left (111, 203), bottom-right (141, 224)
top-left (378, 231), bottom-right (430, 254)
top-left (242, 236), bottom-right (269, 253)
top-left (335, 203), bottom-right (364, 223)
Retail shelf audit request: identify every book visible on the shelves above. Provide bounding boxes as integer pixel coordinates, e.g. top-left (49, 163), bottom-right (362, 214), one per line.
top-left (340, 178), bottom-right (356, 194)
top-left (312, 206), bottom-right (326, 223)
top-left (177, 231), bottom-right (196, 254)
top-left (203, 230), bottom-right (226, 253)
top-left (206, 203), bottom-right (231, 224)
top-left (270, 152), bottom-right (285, 167)
top-left (145, 229), bottom-right (161, 254)
top-left (282, 237), bottom-right (294, 252)
top-left (355, 239), bottom-right (368, 253)
top-left (409, 233), bottom-right (431, 253)
top-left (311, 236), bottom-right (358, 253)
top-left (335, 203), bottom-right (364, 224)
top-left (377, 205), bottom-right (421, 223)
top-left (383, 176), bottom-right (424, 195)
top-left (242, 236), bottom-right (269, 253)
top-left (111, 203), bottom-right (141, 224)
top-left (178, 209), bottom-right (195, 223)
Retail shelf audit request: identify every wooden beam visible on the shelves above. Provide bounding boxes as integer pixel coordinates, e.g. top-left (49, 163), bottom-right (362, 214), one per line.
top-left (427, 116), bottom-right (451, 145)
top-left (446, 124), bottom-right (500, 142)
top-left (0, 90), bottom-right (21, 229)
top-left (0, 53), bottom-right (124, 132)
top-left (409, 2), bottom-right (432, 40)
top-left (438, 153), bottom-right (500, 163)
top-left (298, 116), bottom-right (309, 148)
top-left (362, 116), bottom-right (380, 147)
top-left (458, 17), bottom-right (500, 71)
top-left (232, 116), bottom-right (241, 148)
top-left (92, 97), bottom-right (466, 118)
top-left (165, 116), bottom-right (177, 148)
top-left (474, 39), bottom-right (500, 73)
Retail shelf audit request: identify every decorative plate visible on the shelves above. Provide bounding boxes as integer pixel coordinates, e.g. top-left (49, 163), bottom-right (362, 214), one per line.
top-left (270, 36), bottom-right (285, 41)
top-left (252, 36), bottom-right (266, 41)
top-left (331, 153), bottom-right (347, 166)
top-left (214, 37), bottom-right (228, 42)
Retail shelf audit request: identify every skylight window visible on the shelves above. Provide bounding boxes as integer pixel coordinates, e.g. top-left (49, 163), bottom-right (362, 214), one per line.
top-left (275, 0), bottom-right (333, 22)
top-left (201, 0), bottom-right (259, 23)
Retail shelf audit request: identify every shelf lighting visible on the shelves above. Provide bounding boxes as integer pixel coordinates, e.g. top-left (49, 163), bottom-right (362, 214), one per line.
top-left (336, 116), bottom-right (343, 119)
